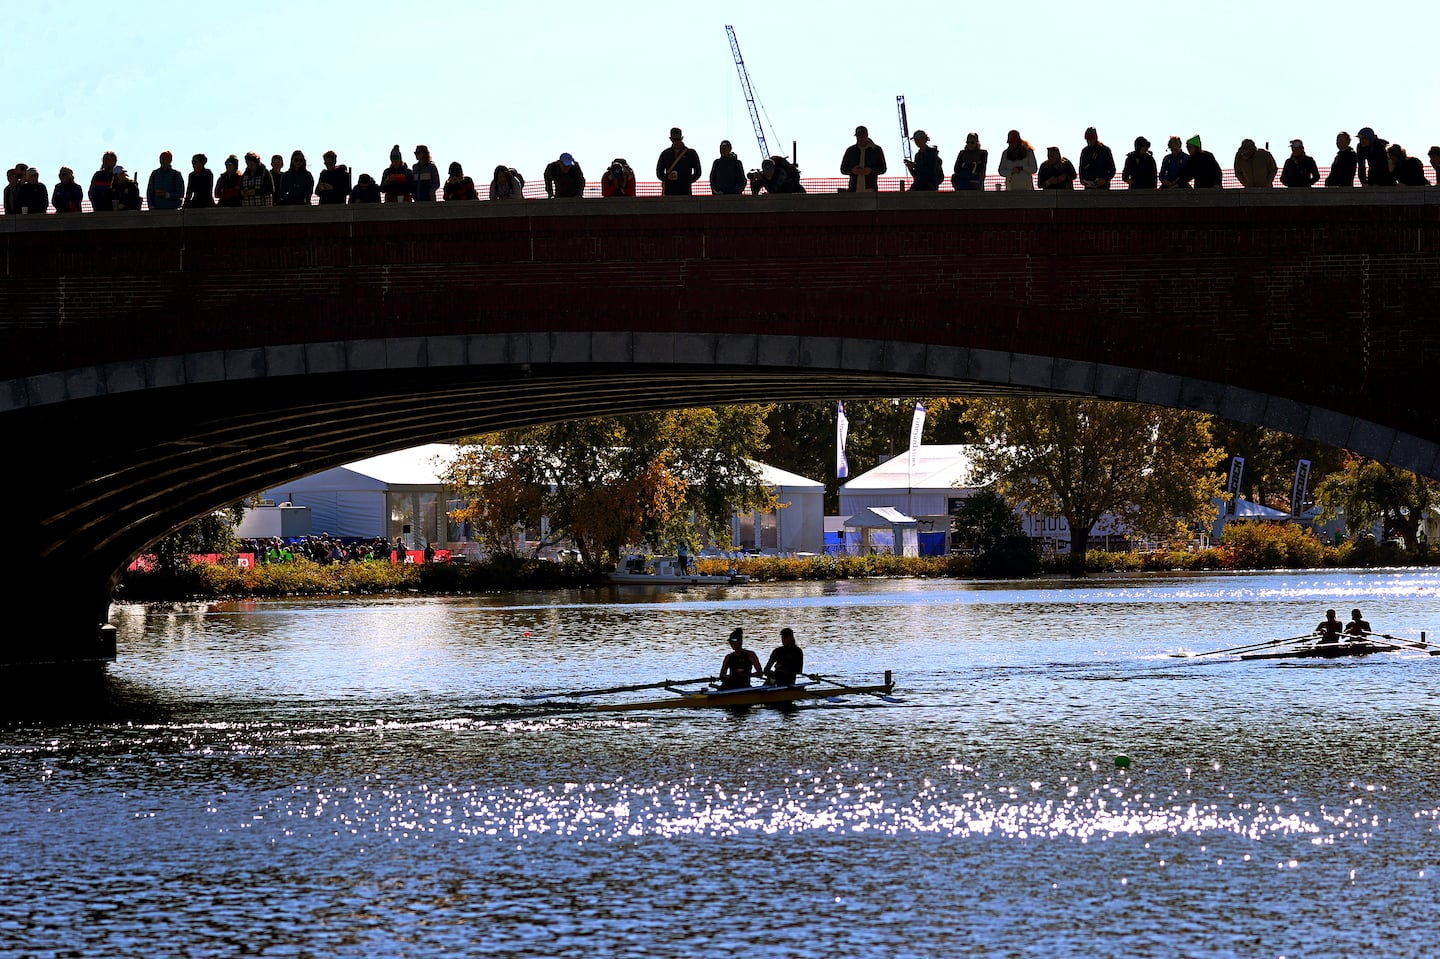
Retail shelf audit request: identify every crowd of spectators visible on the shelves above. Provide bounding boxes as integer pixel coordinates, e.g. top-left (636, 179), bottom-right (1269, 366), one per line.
top-left (5, 127), bottom-right (1438, 215)
top-left (240, 535), bottom-right (440, 565)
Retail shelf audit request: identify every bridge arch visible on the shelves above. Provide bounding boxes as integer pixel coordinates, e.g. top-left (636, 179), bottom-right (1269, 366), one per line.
top-left (2, 191), bottom-right (1436, 661)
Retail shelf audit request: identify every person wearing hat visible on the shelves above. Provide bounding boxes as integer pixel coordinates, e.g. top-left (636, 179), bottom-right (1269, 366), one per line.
top-left (443, 161), bottom-right (477, 201)
top-left (904, 130), bottom-right (943, 191)
top-left (1326, 132), bottom-right (1358, 187)
top-left (412, 145), bottom-right (439, 202)
top-left (278, 150), bottom-right (314, 206)
top-left (88, 151), bottom-right (118, 211)
top-left (240, 152), bottom-right (273, 206)
top-left (1233, 138), bottom-right (1276, 188)
top-left (1355, 127), bottom-right (1395, 186)
top-left (1178, 135), bottom-right (1222, 188)
top-left (381, 145), bottom-right (414, 202)
top-left (1078, 127), bottom-right (1115, 189)
top-left (544, 152), bottom-right (587, 198)
top-left (718, 628), bottom-right (764, 690)
top-left (656, 127), bottom-right (701, 196)
top-left (1122, 136), bottom-right (1157, 189)
top-left (840, 125), bottom-right (887, 192)
top-left (749, 155), bottom-right (804, 195)
top-left (316, 150), bottom-right (351, 205)
top-left (1280, 139), bottom-right (1319, 189)
top-left (951, 133), bottom-right (988, 191)
top-left (183, 154), bottom-right (214, 209)
top-left (763, 628), bottom-right (804, 688)
top-left (708, 141), bottom-right (747, 196)
top-left (112, 165), bottom-right (141, 211)
top-left (51, 166), bottom-right (84, 213)
top-left (146, 151), bottom-right (184, 210)
top-left (215, 155), bottom-right (244, 206)
top-left (1038, 146), bottom-right (1076, 189)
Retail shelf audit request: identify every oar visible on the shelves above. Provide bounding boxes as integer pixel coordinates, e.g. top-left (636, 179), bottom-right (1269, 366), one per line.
top-left (1172, 633), bottom-right (1318, 658)
top-left (803, 673), bottom-right (901, 703)
top-left (522, 676), bottom-right (716, 700)
top-left (1363, 633), bottom-right (1439, 655)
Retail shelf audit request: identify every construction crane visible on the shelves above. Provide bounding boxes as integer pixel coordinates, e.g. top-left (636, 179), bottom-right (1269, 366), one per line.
top-left (896, 95), bottom-right (913, 163)
top-left (725, 25), bottom-right (774, 161)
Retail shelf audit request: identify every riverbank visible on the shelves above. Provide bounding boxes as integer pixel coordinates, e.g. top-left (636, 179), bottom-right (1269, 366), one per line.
top-left (113, 526), bottom-right (1426, 602)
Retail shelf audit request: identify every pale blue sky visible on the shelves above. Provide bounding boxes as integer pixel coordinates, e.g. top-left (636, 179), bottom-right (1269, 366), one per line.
top-left (4, 1), bottom-right (1438, 188)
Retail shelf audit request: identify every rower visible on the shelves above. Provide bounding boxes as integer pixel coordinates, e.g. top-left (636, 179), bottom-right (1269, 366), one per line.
top-left (764, 627), bottom-right (805, 687)
top-left (1315, 609), bottom-right (1343, 644)
top-left (718, 628), bottom-right (764, 690)
top-left (1344, 608), bottom-right (1373, 638)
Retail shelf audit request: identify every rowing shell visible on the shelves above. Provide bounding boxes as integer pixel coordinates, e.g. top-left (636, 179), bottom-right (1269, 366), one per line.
top-left (592, 673), bottom-right (895, 712)
top-left (1240, 639), bottom-right (1425, 661)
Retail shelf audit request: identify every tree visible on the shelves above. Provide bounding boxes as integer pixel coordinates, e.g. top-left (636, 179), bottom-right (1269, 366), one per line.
top-left (1313, 456), bottom-right (1436, 550)
top-left (150, 506), bottom-right (244, 572)
top-left (443, 406), bottom-right (777, 566)
top-left (950, 488), bottom-right (1039, 576)
top-left (1208, 419), bottom-right (1346, 512)
top-left (971, 399), bottom-right (1226, 575)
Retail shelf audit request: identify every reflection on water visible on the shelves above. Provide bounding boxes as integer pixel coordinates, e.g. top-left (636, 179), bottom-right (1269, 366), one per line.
top-left (3, 570), bottom-right (1439, 958)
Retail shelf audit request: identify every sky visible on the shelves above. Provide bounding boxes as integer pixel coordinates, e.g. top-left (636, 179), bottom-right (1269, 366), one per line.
top-left (4, 1), bottom-right (1439, 190)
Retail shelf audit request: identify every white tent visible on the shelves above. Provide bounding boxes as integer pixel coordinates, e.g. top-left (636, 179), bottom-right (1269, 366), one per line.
top-left (1211, 496), bottom-right (1292, 540)
top-left (840, 506), bottom-right (922, 557)
top-left (257, 444), bottom-right (459, 548)
top-left (839, 445), bottom-right (981, 525)
top-left (732, 461), bottom-right (826, 555)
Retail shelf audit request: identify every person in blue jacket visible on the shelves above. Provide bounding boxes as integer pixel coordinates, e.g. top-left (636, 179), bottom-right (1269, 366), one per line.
top-left (146, 151), bottom-right (185, 210)
top-left (412, 145), bottom-right (440, 201)
top-left (51, 166), bottom-right (84, 213)
top-left (88, 151), bottom-right (118, 211)
top-left (279, 150), bottom-right (315, 205)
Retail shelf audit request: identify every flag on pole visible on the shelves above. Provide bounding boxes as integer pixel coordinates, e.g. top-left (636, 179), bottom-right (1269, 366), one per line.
top-left (1291, 459), bottom-right (1312, 516)
top-left (836, 402), bottom-right (849, 479)
top-left (908, 402), bottom-right (926, 473)
top-left (1226, 456), bottom-right (1245, 514)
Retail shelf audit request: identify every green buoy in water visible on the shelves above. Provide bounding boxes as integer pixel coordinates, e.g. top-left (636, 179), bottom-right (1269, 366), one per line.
top-left (1114, 755), bottom-right (1131, 769)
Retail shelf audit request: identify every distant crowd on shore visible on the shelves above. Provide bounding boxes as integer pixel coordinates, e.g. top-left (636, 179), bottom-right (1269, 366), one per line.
top-left (5, 124), bottom-right (1439, 215)
top-left (240, 535), bottom-right (441, 565)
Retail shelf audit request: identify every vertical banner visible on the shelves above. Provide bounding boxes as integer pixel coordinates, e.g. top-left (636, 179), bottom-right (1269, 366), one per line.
top-left (1291, 459), bottom-right (1312, 517)
top-left (1226, 456), bottom-right (1245, 514)
top-left (836, 402), bottom-right (849, 479)
top-left (908, 402), bottom-right (926, 474)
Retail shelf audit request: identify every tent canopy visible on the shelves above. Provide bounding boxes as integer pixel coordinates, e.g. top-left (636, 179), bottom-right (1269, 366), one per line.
top-left (843, 506), bottom-right (919, 528)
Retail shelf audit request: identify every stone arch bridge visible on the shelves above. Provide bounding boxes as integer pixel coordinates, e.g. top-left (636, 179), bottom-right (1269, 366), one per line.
top-left (2, 189), bottom-right (1437, 663)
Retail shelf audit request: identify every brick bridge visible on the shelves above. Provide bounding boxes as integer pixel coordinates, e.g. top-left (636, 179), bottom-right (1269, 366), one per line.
top-left (2, 190), bottom-right (1438, 663)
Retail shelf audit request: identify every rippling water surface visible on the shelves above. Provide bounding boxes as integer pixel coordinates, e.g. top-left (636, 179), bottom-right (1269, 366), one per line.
top-left (4, 569), bottom-right (1440, 958)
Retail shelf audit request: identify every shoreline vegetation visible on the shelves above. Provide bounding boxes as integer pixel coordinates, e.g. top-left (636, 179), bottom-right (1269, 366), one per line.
top-left (115, 524), bottom-right (1428, 603)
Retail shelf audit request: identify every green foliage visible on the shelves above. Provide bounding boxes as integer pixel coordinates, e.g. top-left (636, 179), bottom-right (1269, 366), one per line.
top-left (972, 399), bottom-right (1227, 575)
top-left (1209, 420), bottom-right (1346, 511)
top-left (445, 407), bottom-right (777, 566)
top-left (1314, 457), bottom-right (1436, 550)
top-left (1220, 522), bottom-right (1326, 569)
top-left (148, 506), bottom-right (245, 573)
top-left (950, 488), bottom-right (1039, 576)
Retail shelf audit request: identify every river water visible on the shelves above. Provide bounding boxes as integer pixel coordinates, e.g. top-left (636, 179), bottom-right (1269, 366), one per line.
top-left (3, 569), bottom-right (1439, 958)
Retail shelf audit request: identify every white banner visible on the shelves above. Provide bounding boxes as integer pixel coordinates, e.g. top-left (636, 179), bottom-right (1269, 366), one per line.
top-left (908, 403), bottom-right (926, 473)
top-left (836, 402), bottom-right (849, 479)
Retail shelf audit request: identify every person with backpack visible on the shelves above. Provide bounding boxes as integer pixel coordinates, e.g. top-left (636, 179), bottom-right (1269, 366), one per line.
top-left (443, 161), bottom-right (478, 201)
top-left (904, 130), bottom-right (943, 191)
top-left (656, 127), bottom-right (701, 195)
top-left (749, 155), bottom-right (804, 194)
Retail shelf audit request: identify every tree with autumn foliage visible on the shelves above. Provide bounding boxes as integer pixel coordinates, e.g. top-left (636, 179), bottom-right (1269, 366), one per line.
top-left (442, 407), bottom-right (777, 566)
top-left (1313, 456), bottom-right (1436, 550)
top-left (971, 399), bottom-right (1226, 575)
